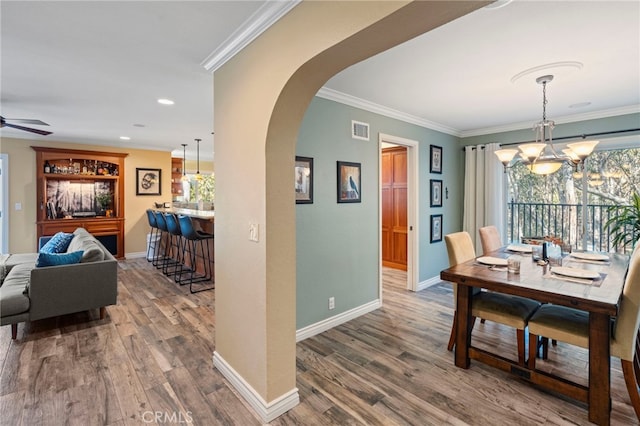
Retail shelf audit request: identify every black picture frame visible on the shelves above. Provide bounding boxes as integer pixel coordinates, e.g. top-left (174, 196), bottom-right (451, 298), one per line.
top-left (337, 161), bottom-right (361, 203)
top-left (430, 179), bottom-right (443, 207)
top-left (430, 214), bottom-right (443, 243)
top-left (136, 168), bottom-right (161, 195)
top-left (295, 156), bottom-right (314, 204)
top-left (430, 145), bottom-right (443, 174)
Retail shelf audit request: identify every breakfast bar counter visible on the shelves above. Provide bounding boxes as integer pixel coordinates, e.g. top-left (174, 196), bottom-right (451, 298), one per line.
top-left (153, 207), bottom-right (214, 232)
top-left (164, 207), bottom-right (215, 221)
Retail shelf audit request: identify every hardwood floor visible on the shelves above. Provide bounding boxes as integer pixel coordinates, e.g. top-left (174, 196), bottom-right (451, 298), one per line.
top-left (0, 260), bottom-right (637, 425)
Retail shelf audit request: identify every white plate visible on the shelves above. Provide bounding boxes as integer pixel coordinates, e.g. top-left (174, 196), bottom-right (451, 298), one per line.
top-left (506, 244), bottom-right (532, 253)
top-left (551, 267), bottom-right (600, 280)
top-left (476, 256), bottom-right (509, 266)
top-left (570, 252), bottom-right (610, 262)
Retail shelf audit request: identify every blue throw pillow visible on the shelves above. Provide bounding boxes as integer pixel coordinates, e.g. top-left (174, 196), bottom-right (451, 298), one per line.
top-left (36, 250), bottom-right (84, 267)
top-left (40, 232), bottom-right (75, 254)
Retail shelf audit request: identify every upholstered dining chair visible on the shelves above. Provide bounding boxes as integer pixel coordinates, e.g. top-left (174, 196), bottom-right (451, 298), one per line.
top-left (479, 225), bottom-right (502, 255)
top-left (527, 244), bottom-right (640, 419)
top-left (478, 225), bottom-right (504, 325)
top-left (444, 231), bottom-right (541, 365)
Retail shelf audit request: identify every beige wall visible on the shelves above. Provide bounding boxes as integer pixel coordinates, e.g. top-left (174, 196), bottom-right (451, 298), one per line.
top-left (182, 158), bottom-right (214, 175)
top-left (1, 137), bottom-right (172, 255)
top-left (214, 0), bottom-right (485, 410)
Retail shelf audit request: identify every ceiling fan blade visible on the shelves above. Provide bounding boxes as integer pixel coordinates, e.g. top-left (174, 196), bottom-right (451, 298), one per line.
top-left (3, 123), bottom-right (52, 136)
top-left (5, 118), bottom-right (50, 126)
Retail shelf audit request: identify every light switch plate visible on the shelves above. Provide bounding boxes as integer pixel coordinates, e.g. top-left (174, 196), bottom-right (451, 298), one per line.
top-left (249, 223), bottom-right (259, 242)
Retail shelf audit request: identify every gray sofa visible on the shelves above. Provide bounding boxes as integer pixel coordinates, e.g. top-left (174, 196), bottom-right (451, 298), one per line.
top-left (0, 227), bottom-right (117, 339)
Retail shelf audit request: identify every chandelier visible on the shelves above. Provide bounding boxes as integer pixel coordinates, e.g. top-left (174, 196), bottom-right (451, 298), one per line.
top-left (495, 75), bottom-right (599, 175)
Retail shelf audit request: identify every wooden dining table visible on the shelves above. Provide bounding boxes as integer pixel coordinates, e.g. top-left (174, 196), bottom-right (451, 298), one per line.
top-left (440, 246), bottom-right (630, 426)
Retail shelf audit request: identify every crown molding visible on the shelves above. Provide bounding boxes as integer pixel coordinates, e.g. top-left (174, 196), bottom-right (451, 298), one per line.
top-left (460, 105), bottom-right (640, 138)
top-left (316, 87), bottom-right (461, 137)
top-left (320, 86), bottom-right (640, 139)
top-left (202, 0), bottom-right (301, 73)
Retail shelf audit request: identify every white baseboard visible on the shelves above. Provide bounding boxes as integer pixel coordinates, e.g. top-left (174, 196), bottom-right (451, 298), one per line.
top-left (124, 251), bottom-right (147, 259)
top-left (416, 275), bottom-right (441, 291)
top-left (213, 351), bottom-right (299, 423)
top-left (295, 299), bottom-right (381, 342)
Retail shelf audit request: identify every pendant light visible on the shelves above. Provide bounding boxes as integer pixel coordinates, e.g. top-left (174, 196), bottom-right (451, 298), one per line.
top-left (180, 143), bottom-right (189, 182)
top-left (495, 75), bottom-right (598, 174)
top-left (195, 138), bottom-right (202, 181)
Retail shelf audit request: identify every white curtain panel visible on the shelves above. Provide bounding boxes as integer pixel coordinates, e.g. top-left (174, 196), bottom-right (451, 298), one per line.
top-left (463, 143), bottom-right (506, 253)
top-left (463, 146), bottom-right (478, 251)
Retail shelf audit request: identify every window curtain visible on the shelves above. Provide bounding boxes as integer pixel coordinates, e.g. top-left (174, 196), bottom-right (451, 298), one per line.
top-left (463, 143), bottom-right (506, 254)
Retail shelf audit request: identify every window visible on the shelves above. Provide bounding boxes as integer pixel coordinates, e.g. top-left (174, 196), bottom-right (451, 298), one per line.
top-left (506, 147), bottom-right (640, 252)
top-left (182, 173), bottom-right (215, 203)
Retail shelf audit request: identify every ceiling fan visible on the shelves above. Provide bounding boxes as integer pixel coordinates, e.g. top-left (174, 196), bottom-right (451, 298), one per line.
top-left (0, 116), bottom-right (52, 135)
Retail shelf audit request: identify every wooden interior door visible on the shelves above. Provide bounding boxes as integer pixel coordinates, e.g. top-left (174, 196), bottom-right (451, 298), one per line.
top-left (381, 146), bottom-right (407, 270)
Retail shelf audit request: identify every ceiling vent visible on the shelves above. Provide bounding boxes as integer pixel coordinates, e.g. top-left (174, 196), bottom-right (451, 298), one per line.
top-left (351, 120), bottom-right (370, 141)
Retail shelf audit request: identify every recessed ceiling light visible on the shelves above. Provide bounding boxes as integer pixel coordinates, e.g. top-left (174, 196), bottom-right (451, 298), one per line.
top-left (157, 98), bottom-right (174, 105)
top-left (120, 136), bottom-right (131, 140)
top-left (569, 102), bottom-right (592, 109)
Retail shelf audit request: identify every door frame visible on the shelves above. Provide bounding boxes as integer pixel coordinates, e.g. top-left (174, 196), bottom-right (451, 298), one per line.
top-left (379, 133), bottom-right (419, 293)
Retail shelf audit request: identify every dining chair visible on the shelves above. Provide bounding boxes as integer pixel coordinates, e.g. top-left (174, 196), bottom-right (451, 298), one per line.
top-left (478, 225), bottom-right (504, 325)
top-left (479, 225), bottom-right (502, 255)
top-left (527, 244), bottom-right (640, 419)
top-left (444, 231), bottom-right (541, 365)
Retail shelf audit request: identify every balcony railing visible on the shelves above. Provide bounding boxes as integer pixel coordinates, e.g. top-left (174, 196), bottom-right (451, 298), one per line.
top-left (507, 202), bottom-right (636, 254)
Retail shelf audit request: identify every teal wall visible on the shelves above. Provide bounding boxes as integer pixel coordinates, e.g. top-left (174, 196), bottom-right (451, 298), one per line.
top-left (460, 113), bottom-right (640, 147)
top-left (296, 97), bottom-right (462, 329)
top-left (296, 101), bottom-right (637, 330)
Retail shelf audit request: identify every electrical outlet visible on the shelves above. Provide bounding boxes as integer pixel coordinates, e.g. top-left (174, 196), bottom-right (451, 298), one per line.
top-left (328, 297), bottom-right (335, 310)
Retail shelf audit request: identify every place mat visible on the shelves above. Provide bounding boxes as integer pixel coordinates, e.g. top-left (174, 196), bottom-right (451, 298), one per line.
top-left (476, 256), bottom-right (509, 266)
top-left (506, 244), bottom-right (532, 253)
top-left (570, 252), bottom-right (610, 262)
top-left (565, 258), bottom-right (611, 266)
top-left (489, 265), bottom-right (509, 272)
top-left (551, 266), bottom-right (600, 280)
top-left (544, 268), bottom-right (605, 286)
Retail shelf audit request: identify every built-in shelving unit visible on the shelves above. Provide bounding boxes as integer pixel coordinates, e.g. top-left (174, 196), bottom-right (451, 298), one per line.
top-left (171, 157), bottom-right (183, 200)
top-left (32, 146), bottom-right (128, 258)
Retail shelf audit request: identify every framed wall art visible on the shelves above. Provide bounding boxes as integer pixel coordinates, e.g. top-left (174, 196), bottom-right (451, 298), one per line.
top-left (337, 161), bottom-right (361, 203)
top-left (295, 156), bottom-right (314, 204)
top-left (430, 179), bottom-right (443, 207)
top-left (136, 168), bottom-right (161, 196)
top-left (430, 145), bottom-right (443, 174)
top-left (430, 214), bottom-right (443, 243)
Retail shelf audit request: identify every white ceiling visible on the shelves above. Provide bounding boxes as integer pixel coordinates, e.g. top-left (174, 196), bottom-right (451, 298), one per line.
top-left (1, 1), bottom-right (639, 162)
top-left (325, 0), bottom-right (640, 137)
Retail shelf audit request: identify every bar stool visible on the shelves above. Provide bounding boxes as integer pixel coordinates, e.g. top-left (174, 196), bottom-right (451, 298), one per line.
top-left (152, 211), bottom-right (169, 269)
top-left (177, 214), bottom-right (214, 293)
top-left (163, 212), bottom-right (184, 278)
top-left (145, 209), bottom-right (160, 264)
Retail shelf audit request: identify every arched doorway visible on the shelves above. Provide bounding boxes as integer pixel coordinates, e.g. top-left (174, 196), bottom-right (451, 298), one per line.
top-left (212, 1), bottom-right (488, 421)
